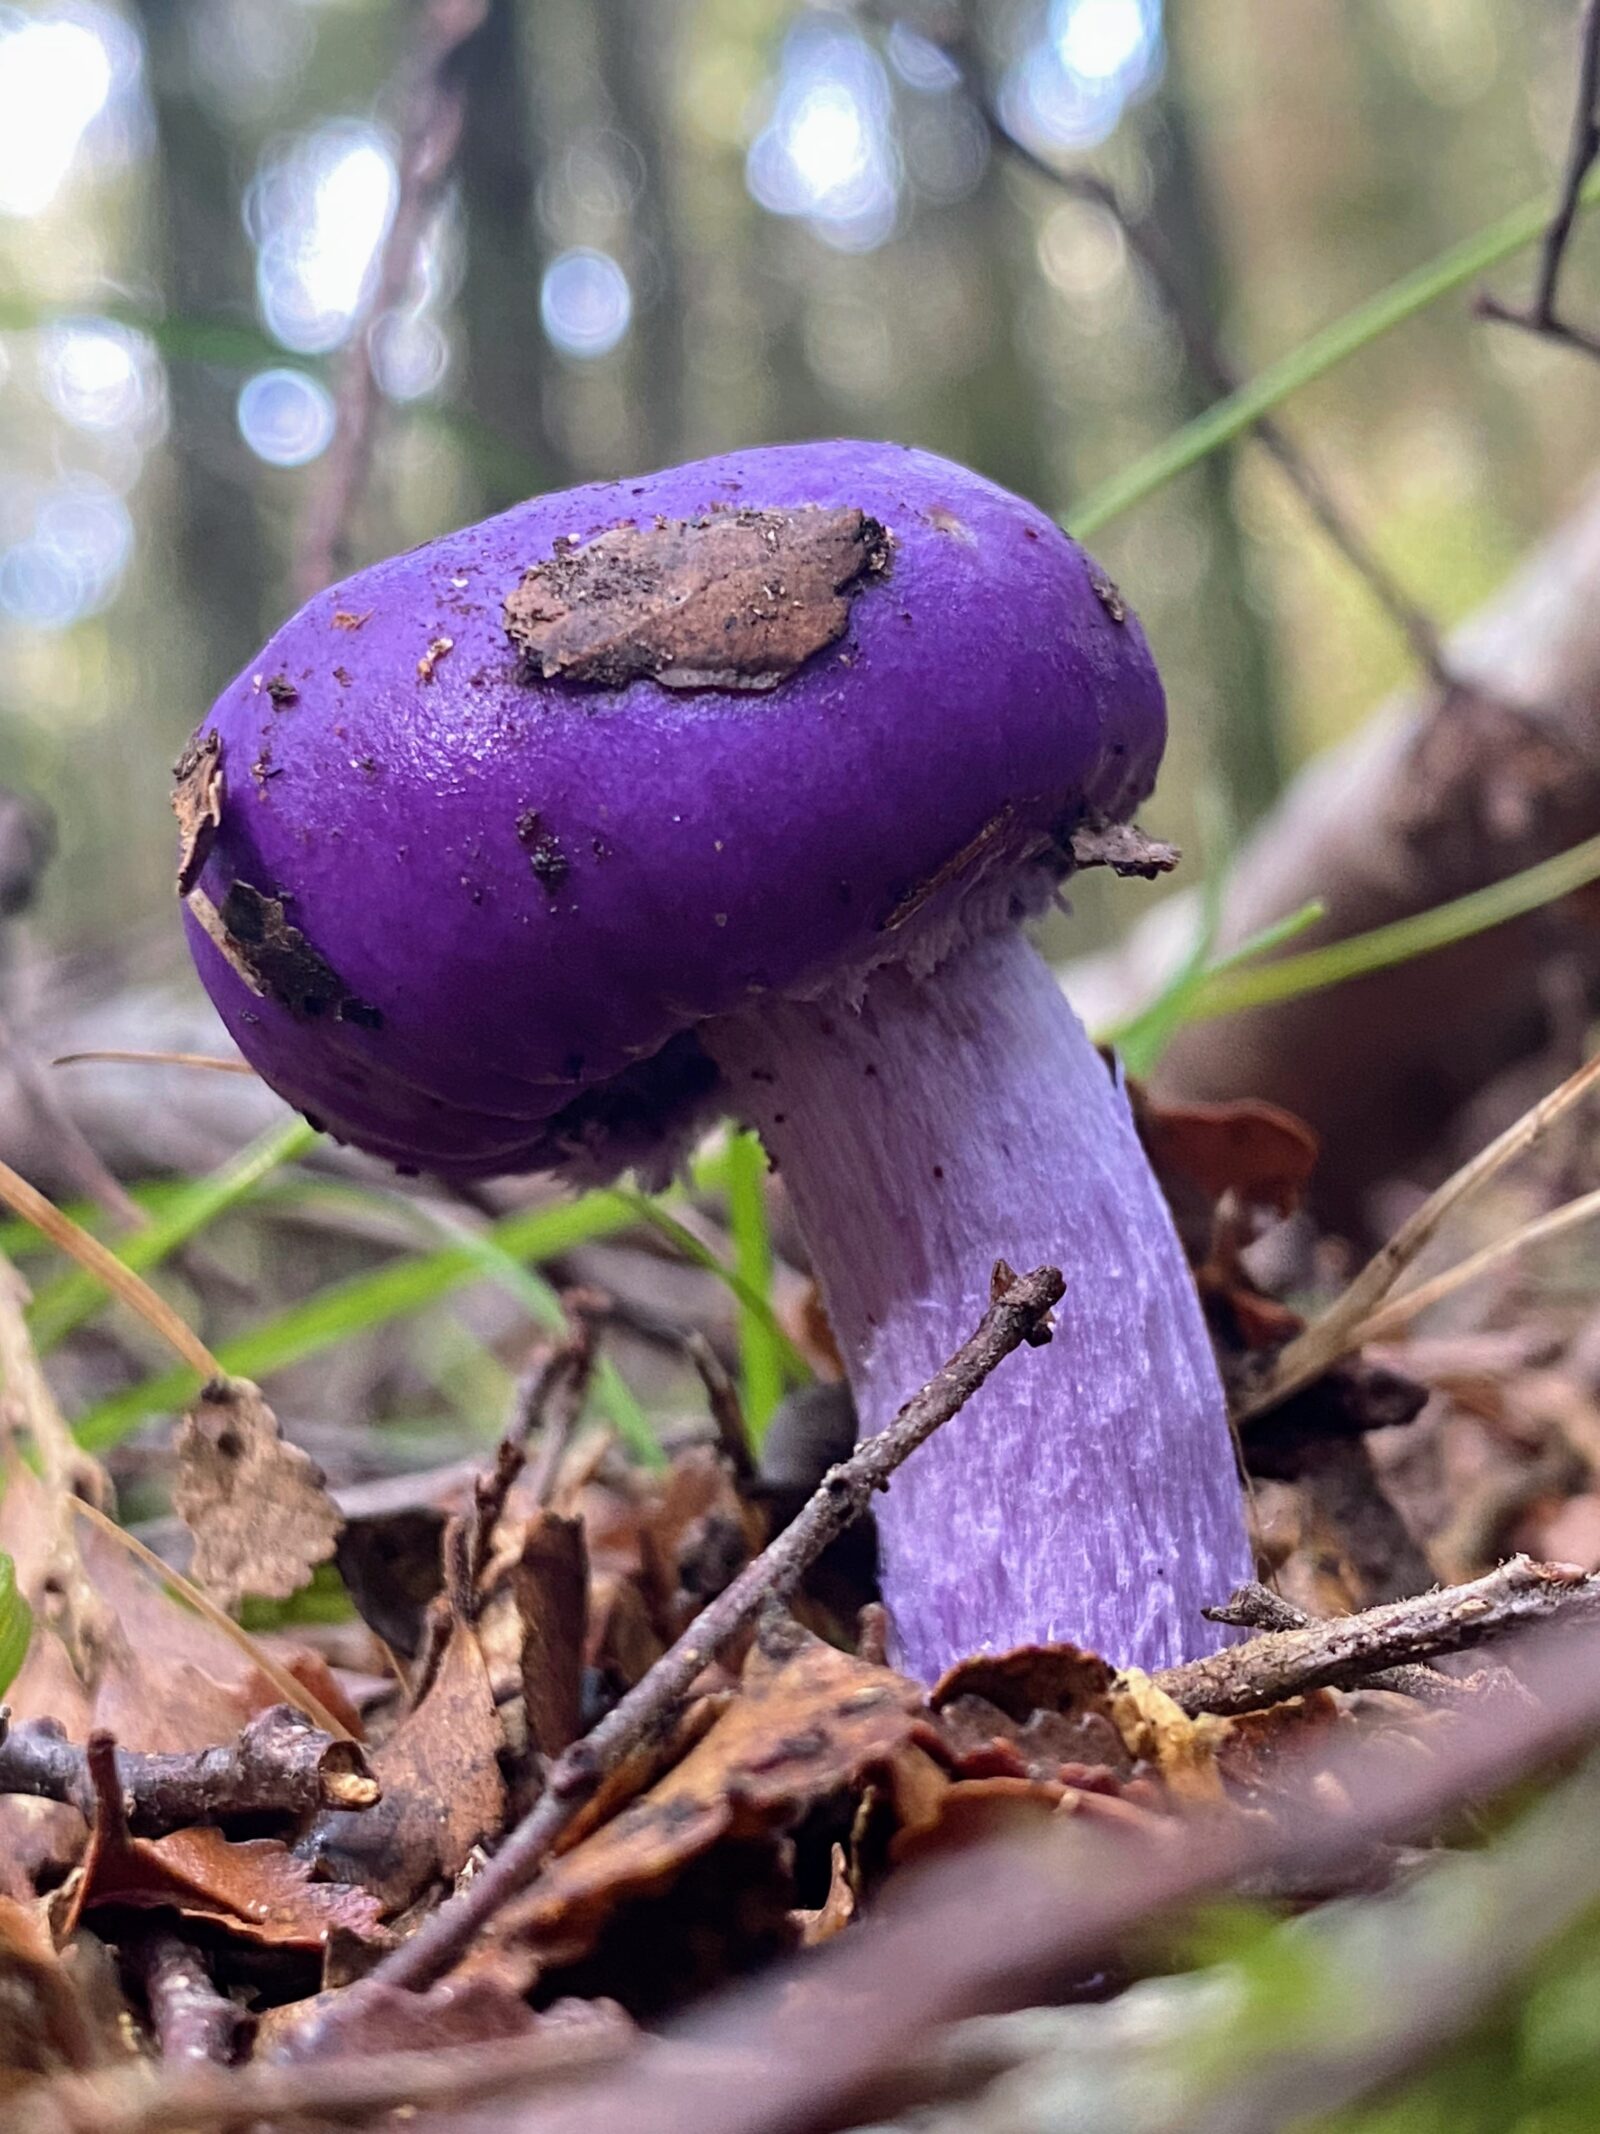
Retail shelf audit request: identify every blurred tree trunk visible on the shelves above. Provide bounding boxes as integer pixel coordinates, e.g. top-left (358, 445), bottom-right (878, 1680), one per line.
top-left (457, 0), bottom-right (552, 504)
top-left (1147, 24), bottom-right (1285, 827)
top-left (612, 0), bottom-right (688, 468)
top-left (132, 0), bottom-right (270, 681)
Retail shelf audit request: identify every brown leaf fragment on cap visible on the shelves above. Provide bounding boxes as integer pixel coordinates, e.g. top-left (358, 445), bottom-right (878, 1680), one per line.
top-left (504, 506), bottom-right (892, 693)
top-left (171, 730), bottom-right (224, 898)
top-left (1067, 818), bottom-right (1179, 878)
top-left (174, 1378), bottom-right (343, 1609)
top-left (1088, 563), bottom-right (1127, 623)
top-left (192, 880), bottom-right (383, 1029)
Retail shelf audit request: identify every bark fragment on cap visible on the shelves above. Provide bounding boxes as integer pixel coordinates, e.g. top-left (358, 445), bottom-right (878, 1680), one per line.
top-left (172, 730), bottom-right (224, 897)
top-left (188, 879), bottom-right (383, 1029)
top-left (504, 505), bottom-right (892, 693)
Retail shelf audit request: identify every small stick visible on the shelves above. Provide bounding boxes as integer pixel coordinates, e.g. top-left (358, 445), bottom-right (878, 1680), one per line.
top-left (1159, 1555), bottom-right (1597, 1716)
top-left (1478, 0), bottom-right (1600, 360)
top-left (1236, 1049), bottom-right (1600, 1421)
top-left (368, 1262), bottom-right (1064, 1995)
top-left (0, 1704), bottom-right (377, 1836)
top-left (1203, 1582), bottom-right (1470, 1703)
top-left (130, 1932), bottom-right (249, 2068)
top-left (684, 1329), bottom-right (758, 1487)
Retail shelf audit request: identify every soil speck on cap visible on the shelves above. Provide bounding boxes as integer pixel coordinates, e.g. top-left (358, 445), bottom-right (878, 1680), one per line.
top-left (332, 609), bottom-right (373, 630)
top-left (265, 674), bottom-right (299, 709)
top-left (171, 729), bottom-right (224, 896)
top-left (516, 809), bottom-right (571, 893)
top-left (1088, 565), bottom-right (1127, 624)
top-left (417, 635), bottom-right (454, 683)
top-left (503, 505), bottom-right (892, 693)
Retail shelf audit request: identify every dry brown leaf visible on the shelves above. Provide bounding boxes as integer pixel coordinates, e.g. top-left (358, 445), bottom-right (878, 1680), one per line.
top-left (58, 1740), bottom-right (384, 1951)
top-left (174, 1378), bottom-right (342, 1607)
top-left (929, 1644), bottom-right (1134, 1781)
top-left (514, 1512), bottom-right (588, 1761)
top-left (307, 1611), bottom-right (506, 1914)
top-left (500, 1614), bottom-right (923, 1979)
top-left (1109, 1671), bottom-right (1229, 1802)
top-left (794, 1843), bottom-right (855, 1947)
top-left (1136, 1091), bottom-right (1320, 1221)
top-left (0, 1897), bottom-right (112, 2094)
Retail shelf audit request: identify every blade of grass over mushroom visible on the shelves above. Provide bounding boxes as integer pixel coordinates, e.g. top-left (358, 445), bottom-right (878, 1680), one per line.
top-left (27, 1115), bottom-right (320, 1352)
top-left (0, 1552), bottom-right (31, 1698)
top-left (1067, 164), bottom-right (1600, 539)
top-left (73, 1186), bottom-right (647, 1450)
top-left (722, 1129), bottom-right (787, 1436)
top-left (617, 1187), bottom-right (811, 1402)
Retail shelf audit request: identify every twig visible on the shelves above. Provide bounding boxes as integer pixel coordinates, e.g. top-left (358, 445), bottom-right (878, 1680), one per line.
top-left (1202, 1581), bottom-right (1478, 1703)
top-left (941, 26), bottom-right (1461, 689)
top-left (1157, 1555), bottom-right (1597, 1716)
top-left (294, 0), bottom-right (490, 599)
top-left (1235, 1047), bottom-right (1600, 1421)
top-left (367, 1262), bottom-right (1064, 1995)
top-left (1478, 0), bottom-right (1600, 360)
top-left (129, 1932), bottom-right (249, 2068)
top-left (0, 1704), bottom-right (377, 1836)
top-left (17, 2019), bottom-right (633, 2134)
top-left (1355, 1180), bottom-right (1600, 1345)
top-left (685, 1329), bottom-right (758, 1487)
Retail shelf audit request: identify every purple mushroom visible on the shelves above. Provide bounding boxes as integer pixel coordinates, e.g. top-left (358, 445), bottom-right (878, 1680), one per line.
top-left (174, 439), bottom-right (1251, 1681)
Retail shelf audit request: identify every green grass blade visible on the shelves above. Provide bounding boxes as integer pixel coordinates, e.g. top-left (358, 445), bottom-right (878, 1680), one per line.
top-left (722, 1130), bottom-right (788, 1437)
top-left (399, 1201), bottom-right (661, 1465)
top-left (1187, 829), bottom-right (1600, 1024)
top-left (619, 1187), bottom-right (811, 1406)
top-left (0, 1553), bottom-right (31, 1696)
top-left (28, 1116), bottom-right (320, 1352)
top-left (1103, 900), bottom-right (1327, 1075)
top-left (73, 1189), bottom-right (644, 1451)
top-left (1067, 166), bottom-right (1600, 540)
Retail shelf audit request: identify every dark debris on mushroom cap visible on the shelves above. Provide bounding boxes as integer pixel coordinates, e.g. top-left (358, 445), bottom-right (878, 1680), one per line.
top-left (177, 440), bottom-right (1166, 1180)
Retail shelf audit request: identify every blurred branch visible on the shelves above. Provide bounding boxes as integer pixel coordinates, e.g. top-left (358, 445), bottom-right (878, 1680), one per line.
top-left (295, 0), bottom-right (491, 600)
top-left (926, 11), bottom-right (1459, 691)
top-left (1478, 0), bottom-right (1600, 361)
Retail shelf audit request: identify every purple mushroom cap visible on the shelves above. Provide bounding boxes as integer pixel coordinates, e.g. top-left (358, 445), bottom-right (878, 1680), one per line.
top-left (178, 440), bottom-right (1162, 1177)
top-left (177, 439), bottom-right (1251, 1682)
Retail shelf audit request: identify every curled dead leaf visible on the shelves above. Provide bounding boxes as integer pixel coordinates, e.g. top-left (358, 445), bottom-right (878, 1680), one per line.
top-left (174, 1379), bottom-right (343, 1608)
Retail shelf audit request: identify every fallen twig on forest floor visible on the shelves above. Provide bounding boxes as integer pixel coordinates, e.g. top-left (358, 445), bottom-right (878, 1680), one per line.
top-left (364, 1263), bottom-right (1064, 1996)
top-left (1159, 1555), bottom-right (1596, 1716)
top-left (0, 1704), bottom-right (377, 1836)
top-left (128, 1931), bottom-right (251, 2070)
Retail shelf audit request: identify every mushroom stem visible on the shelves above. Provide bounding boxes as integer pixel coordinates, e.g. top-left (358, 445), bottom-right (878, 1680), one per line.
top-left (704, 926), bottom-right (1252, 1682)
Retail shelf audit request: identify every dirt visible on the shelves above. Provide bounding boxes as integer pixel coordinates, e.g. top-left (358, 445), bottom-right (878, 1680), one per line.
top-left (503, 507), bottom-right (893, 693)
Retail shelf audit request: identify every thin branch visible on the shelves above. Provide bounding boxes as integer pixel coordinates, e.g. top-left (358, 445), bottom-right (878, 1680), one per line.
top-left (367, 1262), bottom-right (1064, 1995)
top-left (1235, 1047), bottom-right (1600, 1423)
top-left (1202, 1581), bottom-right (1495, 1704)
top-left (0, 1705), bottom-right (378, 1836)
top-left (940, 25), bottom-right (1461, 689)
top-left (1478, 0), bottom-right (1600, 360)
top-left (1157, 1555), bottom-right (1597, 1716)
top-left (129, 1932), bottom-right (250, 2069)
top-left (294, 0), bottom-right (490, 600)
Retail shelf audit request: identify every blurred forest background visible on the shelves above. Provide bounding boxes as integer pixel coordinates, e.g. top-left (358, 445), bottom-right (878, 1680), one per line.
top-left (3, 0), bottom-right (1598, 972)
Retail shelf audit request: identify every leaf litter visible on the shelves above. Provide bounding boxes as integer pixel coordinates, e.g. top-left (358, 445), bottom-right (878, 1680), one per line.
top-left (4, 1066), bottom-right (1600, 2129)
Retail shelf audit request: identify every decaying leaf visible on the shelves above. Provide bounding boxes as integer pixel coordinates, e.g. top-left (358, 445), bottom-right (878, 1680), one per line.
top-left (171, 729), bottom-right (223, 898)
top-left (60, 1737), bottom-right (384, 1951)
top-left (0, 1896), bottom-right (110, 2095)
top-left (1109, 1671), bottom-right (1229, 1802)
top-left (514, 1512), bottom-right (588, 1761)
top-left (504, 506), bottom-right (891, 692)
top-left (174, 1378), bottom-right (343, 1608)
top-left (307, 1608), bottom-right (506, 1914)
top-left (498, 1614), bottom-right (924, 1984)
top-left (1136, 1092), bottom-right (1321, 1221)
